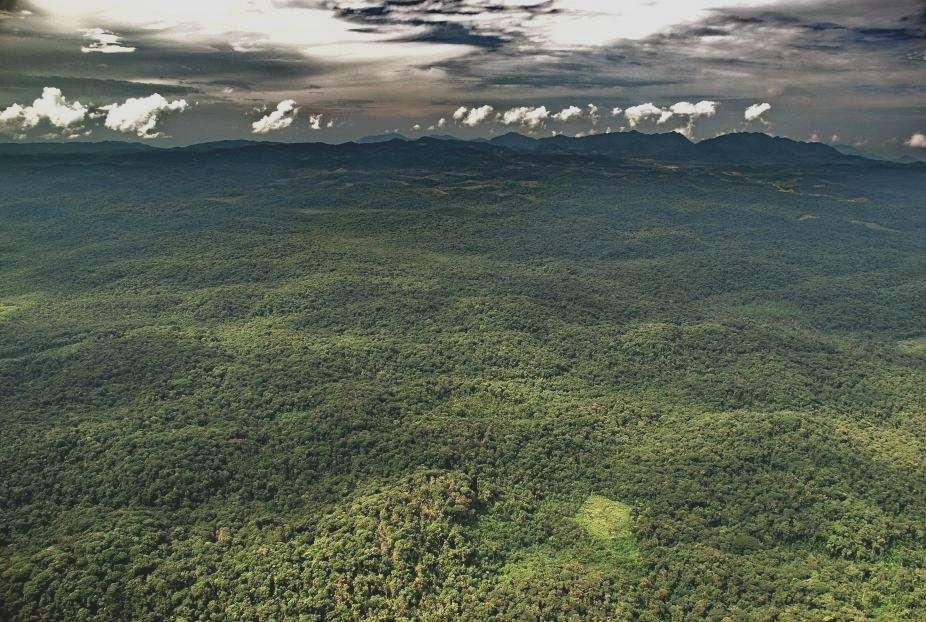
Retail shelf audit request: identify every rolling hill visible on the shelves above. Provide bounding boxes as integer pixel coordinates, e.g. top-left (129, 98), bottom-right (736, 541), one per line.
top-left (0, 135), bottom-right (923, 620)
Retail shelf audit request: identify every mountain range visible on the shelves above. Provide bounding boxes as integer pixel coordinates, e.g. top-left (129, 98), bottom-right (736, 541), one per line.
top-left (1, 131), bottom-right (921, 168)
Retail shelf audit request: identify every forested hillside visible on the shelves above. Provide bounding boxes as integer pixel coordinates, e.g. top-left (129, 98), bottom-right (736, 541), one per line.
top-left (1, 139), bottom-right (924, 620)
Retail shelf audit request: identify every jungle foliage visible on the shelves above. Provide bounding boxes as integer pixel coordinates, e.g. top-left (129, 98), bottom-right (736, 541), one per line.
top-left (0, 141), bottom-right (924, 620)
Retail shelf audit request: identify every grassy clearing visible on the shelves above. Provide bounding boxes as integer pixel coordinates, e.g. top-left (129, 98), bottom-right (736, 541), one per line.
top-left (897, 336), bottom-right (926, 357)
top-left (575, 495), bottom-right (634, 541)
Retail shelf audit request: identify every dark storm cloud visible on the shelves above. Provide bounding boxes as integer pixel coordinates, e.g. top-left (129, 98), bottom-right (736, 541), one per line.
top-left (285, 0), bottom-right (555, 49)
top-left (655, 6), bottom-right (924, 48)
top-left (851, 26), bottom-right (923, 42)
top-left (391, 21), bottom-right (505, 49)
top-left (304, 0), bottom-right (556, 21)
top-left (639, 3), bottom-right (924, 81)
top-left (437, 46), bottom-right (688, 90)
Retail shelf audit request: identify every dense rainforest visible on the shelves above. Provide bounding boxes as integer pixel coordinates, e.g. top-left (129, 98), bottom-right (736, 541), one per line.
top-left (0, 137), bottom-right (924, 620)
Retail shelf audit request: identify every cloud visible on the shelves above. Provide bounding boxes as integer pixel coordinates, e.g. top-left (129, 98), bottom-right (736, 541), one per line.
top-left (587, 103), bottom-right (600, 125)
top-left (99, 94), bottom-right (188, 138)
top-left (230, 36), bottom-right (268, 53)
top-left (611, 107), bottom-right (623, 117)
top-left (0, 87), bottom-right (89, 136)
top-left (251, 99), bottom-right (297, 134)
top-left (81, 28), bottom-right (135, 54)
top-left (624, 103), bottom-right (671, 127)
top-left (0, 106), bottom-right (25, 129)
top-left (308, 113), bottom-right (323, 130)
top-left (437, 117), bottom-right (446, 129)
top-left (317, 0), bottom-right (827, 51)
top-left (499, 105), bottom-right (549, 129)
top-left (456, 105), bottom-right (494, 127)
top-left (669, 100), bottom-right (718, 118)
top-left (906, 132), bottom-right (926, 148)
top-left (669, 100), bottom-right (718, 137)
top-left (744, 102), bottom-right (772, 122)
top-left (28, 0), bottom-right (456, 71)
top-left (0, 87), bottom-right (192, 139)
top-left (552, 105), bottom-right (583, 122)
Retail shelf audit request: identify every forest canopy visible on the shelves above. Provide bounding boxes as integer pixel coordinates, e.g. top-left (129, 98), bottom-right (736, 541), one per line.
top-left (0, 142), bottom-right (924, 620)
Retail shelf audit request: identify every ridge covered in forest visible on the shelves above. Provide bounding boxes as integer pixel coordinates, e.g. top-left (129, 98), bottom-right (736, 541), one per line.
top-left (2, 130), bottom-right (922, 168)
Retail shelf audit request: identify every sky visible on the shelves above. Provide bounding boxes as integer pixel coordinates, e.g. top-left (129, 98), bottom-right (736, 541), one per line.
top-left (0, 0), bottom-right (924, 155)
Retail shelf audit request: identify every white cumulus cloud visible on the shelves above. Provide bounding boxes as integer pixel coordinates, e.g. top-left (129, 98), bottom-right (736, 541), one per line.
top-left (587, 103), bottom-right (600, 125)
top-left (0, 106), bottom-right (26, 128)
top-left (669, 100), bottom-right (719, 138)
top-left (624, 103), bottom-right (671, 127)
top-left (744, 102), bottom-right (772, 122)
top-left (553, 105), bottom-right (583, 122)
top-left (456, 105), bottom-right (494, 127)
top-left (251, 99), bottom-right (297, 134)
top-left (81, 28), bottom-right (135, 53)
top-left (102, 93), bottom-right (188, 138)
top-left (670, 100), bottom-right (718, 118)
top-left (499, 106), bottom-right (549, 130)
top-left (904, 132), bottom-right (926, 148)
top-left (611, 107), bottom-right (623, 117)
top-left (0, 87), bottom-right (89, 136)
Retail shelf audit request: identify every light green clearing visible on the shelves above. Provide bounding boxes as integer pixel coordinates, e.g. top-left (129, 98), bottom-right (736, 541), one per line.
top-left (897, 337), bottom-right (926, 358)
top-left (575, 495), bottom-right (633, 541)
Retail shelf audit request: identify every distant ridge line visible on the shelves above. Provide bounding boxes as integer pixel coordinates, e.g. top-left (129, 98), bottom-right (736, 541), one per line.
top-left (0, 132), bottom-right (921, 167)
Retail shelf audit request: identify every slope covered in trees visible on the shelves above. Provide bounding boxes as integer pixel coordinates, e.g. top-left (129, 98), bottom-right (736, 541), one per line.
top-left (0, 141), bottom-right (923, 619)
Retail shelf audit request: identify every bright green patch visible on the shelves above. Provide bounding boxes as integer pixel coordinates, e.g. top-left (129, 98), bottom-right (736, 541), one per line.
top-left (897, 337), bottom-right (926, 358)
top-left (0, 293), bottom-right (42, 321)
top-left (575, 495), bottom-right (640, 565)
top-left (836, 419), bottom-right (922, 470)
top-left (576, 495), bottom-right (633, 541)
